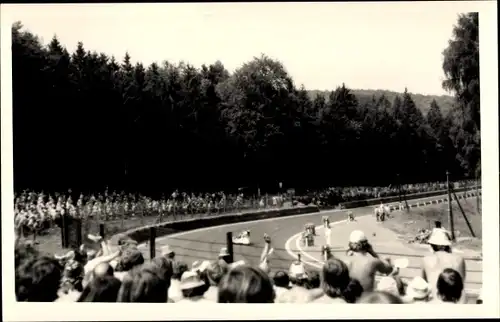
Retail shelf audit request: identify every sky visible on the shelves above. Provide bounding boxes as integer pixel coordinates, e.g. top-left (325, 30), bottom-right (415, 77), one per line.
top-left (0, 2), bottom-right (484, 96)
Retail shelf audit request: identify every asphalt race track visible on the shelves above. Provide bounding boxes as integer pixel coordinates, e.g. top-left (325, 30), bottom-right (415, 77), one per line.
top-left (137, 194), bottom-right (481, 302)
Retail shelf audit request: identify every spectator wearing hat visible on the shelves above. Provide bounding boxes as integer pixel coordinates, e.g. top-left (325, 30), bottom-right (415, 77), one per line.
top-left (218, 265), bottom-right (275, 303)
top-left (161, 245), bottom-right (175, 260)
top-left (275, 259), bottom-right (314, 303)
top-left (420, 229), bottom-right (466, 302)
top-left (288, 256), bottom-right (309, 287)
top-left (402, 276), bottom-right (431, 303)
top-left (376, 276), bottom-right (404, 298)
top-left (432, 221), bottom-right (452, 240)
top-left (346, 230), bottom-right (395, 292)
top-left (176, 271), bottom-right (211, 303)
top-left (218, 247), bottom-right (231, 266)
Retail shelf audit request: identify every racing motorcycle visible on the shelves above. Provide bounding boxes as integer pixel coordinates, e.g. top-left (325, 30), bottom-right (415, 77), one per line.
top-left (232, 230), bottom-right (252, 245)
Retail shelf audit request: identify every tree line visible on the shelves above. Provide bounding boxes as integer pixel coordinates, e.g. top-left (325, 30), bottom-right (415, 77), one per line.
top-left (11, 13), bottom-right (479, 195)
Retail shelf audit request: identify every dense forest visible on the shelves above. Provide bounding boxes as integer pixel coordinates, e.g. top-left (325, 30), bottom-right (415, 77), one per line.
top-left (307, 89), bottom-right (456, 116)
top-left (10, 13), bottom-right (480, 194)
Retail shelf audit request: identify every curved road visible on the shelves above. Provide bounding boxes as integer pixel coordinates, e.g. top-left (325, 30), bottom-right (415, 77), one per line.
top-left (138, 194), bottom-right (478, 262)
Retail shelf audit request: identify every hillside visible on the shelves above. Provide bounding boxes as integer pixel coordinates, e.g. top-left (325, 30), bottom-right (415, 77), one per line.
top-left (307, 89), bottom-right (455, 116)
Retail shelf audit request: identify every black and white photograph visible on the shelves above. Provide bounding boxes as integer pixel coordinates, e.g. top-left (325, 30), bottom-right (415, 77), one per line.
top-left (1, 1), bottom-right (498, 320)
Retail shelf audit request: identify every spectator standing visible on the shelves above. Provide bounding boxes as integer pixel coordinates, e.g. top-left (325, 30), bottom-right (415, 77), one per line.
top-left (420, 229), bottom-right (466, 303)
top-left (176, 271), bottom-right (211, 303)
top-left (312, 258), bottom-right (352, 303)
top-left (345, 230), bottom-right (395, 292)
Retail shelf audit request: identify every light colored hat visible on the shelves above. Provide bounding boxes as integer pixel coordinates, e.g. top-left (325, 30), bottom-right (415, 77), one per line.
top-left (349, 230), bottom-right (367, 243)
top-left (161, 245), bottom-right (174, 256)
top-left (191, 260), bottom-right (211, 272)
top-left (229, 260), bottom-right (246, 269)
top-left (406, 276), bottom-right (431, 300)
top-left (289, 262), bottom-right (307, 280)
top-left (427, 229), bottom-right (451, 246)
top-left (377, 276), bottom-right (399, 296)
top-left (179, 271), bottom-right (205, 290)
top-left (218, 247), bottom-right (230, 258)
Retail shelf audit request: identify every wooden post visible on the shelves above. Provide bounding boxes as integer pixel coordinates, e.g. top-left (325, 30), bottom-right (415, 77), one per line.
top-left (226, 232), bottom-right (234, 264)
top-left (476, 176), bottom-right (480, 214)
top-left (76, 218), bottom-right (82, 247)
top-left (446, 171), bottom-right (455, 241)
top-left (149, 227), bottom-right (156, 259)
top-left (397, 173), bottom-right (402, 204)
top-left (60, 214), bottom-right (66, 248)
top-left (99, 223), bottom-right (105, 239)
top-left (452, 190), bottom-right (476, 237)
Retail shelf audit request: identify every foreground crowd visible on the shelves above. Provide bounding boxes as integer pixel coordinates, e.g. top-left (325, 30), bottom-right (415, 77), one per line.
top-left (15, 224), bottom-right (481, 304)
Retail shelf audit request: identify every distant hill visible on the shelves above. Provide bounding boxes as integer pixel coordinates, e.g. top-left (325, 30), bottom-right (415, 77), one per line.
top-left (307, 89), bottom-right (455, 116)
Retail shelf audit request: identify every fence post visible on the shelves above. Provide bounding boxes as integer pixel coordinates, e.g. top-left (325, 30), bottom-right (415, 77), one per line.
top-left (61, 214), bottom-right (68, 248)
top-left (149, 227), bottom-right (156, 259)
top-left (99, 223), bottom-right (105, 239)
top-left (76, 218), bottom-right (82, 247)
top-left (452, 189), bottom-right (476, 238)
top-left (476, 177), bottom-right (480, 214)
top-left (446, 171), bottom-right (455, 241)
top-left (226, 232), bottom-right (234, 264)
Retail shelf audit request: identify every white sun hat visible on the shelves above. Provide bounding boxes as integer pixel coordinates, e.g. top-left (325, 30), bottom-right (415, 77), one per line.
top-left (427, 229), bottom-right (451, 246)
top-left (161, 245), bottom-right (174, 256)
top-left (289, 261), bottom-right (307, 280)
top-left (406, 276), bottom-right (431, 300)
top-left (191, 260), bottom-right (211, 273)
top-left (377, 276), bottom-right (400, 296)
top-left (349, 230), bottom-right (367, 243)
top-left (179, 271), bottom-right (206, 290)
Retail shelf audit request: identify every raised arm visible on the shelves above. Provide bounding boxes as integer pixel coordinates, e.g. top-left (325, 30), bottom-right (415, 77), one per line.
top-left (375, 257), bottom-right (394, 275)
top-left (84, 249), bottom-right (121, 274)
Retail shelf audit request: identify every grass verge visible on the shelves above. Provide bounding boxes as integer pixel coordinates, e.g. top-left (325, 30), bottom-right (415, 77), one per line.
top-left (382, 197), bottom-right (482, 252)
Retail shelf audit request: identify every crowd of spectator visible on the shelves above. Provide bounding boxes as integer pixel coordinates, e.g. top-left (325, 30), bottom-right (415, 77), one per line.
top-left (297, 180), bottom-right (479, 207)
top-left (15, 224), bottom-right (480, 304)
top-left (14, 180), bottom-right (478, 238)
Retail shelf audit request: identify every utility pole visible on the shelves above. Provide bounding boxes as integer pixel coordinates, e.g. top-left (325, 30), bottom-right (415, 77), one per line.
top-left (446, 170), bottom-right (455, 241)
top-left (476, 171), bottom-right (480, 214)
top-left (397, 173), bottom-right (402, 204)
